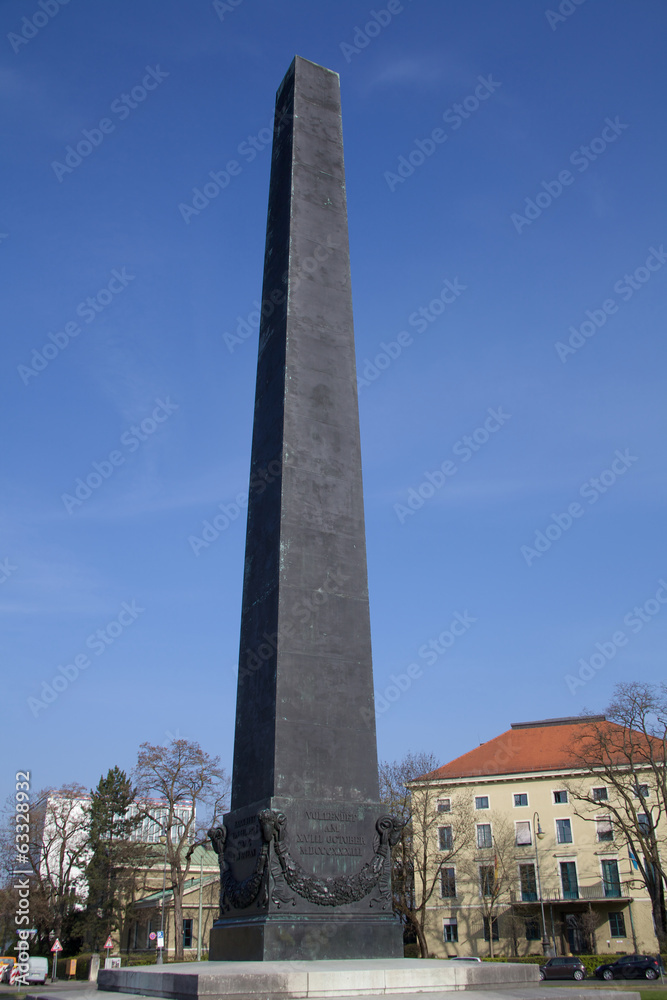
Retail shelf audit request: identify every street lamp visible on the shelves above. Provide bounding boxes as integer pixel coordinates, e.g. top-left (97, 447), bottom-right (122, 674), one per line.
top-left (533, 812), bottom-right (551, 956)
top-left (157, 835), bottom-right (168, 965)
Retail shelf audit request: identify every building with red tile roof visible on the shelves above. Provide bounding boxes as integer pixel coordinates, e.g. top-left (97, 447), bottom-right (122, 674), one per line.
top-left (408, 716), bottom-right (663, 961)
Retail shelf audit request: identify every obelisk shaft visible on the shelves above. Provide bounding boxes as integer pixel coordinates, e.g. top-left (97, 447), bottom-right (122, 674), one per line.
top-left (211, 56), bottom-right (401, 962)
top-left (231, 56), bottom-right (378, 810)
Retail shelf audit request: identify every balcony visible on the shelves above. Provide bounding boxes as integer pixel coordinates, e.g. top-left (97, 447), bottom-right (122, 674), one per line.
top-left (542, 881), bottom-right (632, 902)
top-left (513, 881), bottom-right (632, 904)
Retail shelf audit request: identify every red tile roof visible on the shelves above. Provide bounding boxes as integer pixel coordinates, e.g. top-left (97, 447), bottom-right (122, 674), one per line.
top-left (416, 716), bottom-right (661, 781)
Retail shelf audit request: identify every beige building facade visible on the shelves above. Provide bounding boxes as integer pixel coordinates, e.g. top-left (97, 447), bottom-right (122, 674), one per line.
top-left (411, 717), bottom-right (662, 959)
top-left (127, 846), bottom-right (220, 960)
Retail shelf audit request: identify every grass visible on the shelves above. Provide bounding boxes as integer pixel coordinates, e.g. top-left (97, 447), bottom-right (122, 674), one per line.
top-left (541, 985), bottom-right (667, 997)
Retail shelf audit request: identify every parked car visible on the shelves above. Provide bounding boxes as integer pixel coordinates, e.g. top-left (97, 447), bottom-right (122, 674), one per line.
top-left (595, 954), bottom-right (663, 980)
top-left (539, 956), bottom-right (586, 980)
top-left (26, 956), bottom-right (49, 985)
top-left (450, 956), bottom-right (482, 962)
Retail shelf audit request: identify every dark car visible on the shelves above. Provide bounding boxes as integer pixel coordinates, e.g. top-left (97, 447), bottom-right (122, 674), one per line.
top-left (539, 957), bottom-right (586, 980)
top-left (595, 954), bottom-right (663, 980)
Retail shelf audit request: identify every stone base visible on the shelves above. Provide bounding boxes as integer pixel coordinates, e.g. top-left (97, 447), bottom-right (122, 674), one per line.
top-left (209, 914), bottom-right (403, 961)
top-left (93, 958), bottom-right (540, 998)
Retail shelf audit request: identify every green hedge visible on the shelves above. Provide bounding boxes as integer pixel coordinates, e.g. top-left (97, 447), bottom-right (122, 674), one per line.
top-left (51, 952), bottom-right (160, 979)
top-left (482, 956), bottom-right (543, 964)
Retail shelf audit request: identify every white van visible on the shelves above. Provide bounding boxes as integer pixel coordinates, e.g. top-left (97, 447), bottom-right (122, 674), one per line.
top-left (26, 956), bottom-right (49, 985)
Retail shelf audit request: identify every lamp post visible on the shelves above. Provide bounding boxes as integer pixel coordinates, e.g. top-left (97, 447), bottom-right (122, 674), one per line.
top-left (157, 835), bottom-right (168, 965)
top-left (533, 812), bottom-right (552, 956)
top-left (196, 853), bottom-right (204, 962)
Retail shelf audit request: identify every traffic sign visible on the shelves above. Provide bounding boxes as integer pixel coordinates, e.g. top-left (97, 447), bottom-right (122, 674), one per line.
top-left (104, 936), bottom-right (113, 950)
top-left (149, 932), bottom-right (157, 941)
top-left (51, 939), bottom-right (63, 953)
top-left (156, 931), bottom-right (164, 949)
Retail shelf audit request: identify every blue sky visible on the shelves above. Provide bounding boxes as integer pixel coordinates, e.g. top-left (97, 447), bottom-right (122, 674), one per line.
top-left (2, 0), bottom-right (666, 808)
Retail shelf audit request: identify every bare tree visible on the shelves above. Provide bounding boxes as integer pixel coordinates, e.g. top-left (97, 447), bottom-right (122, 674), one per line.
top-left (0, 785), bottom-right (91, 952)
top-left (132, 739), bottom-right (229, 962)
top-left (457, 816), bottom-right (520, 958)
top-left (567, 683), bottom-right (667, 950)
top-left (380, 752), bottom-right (475, 958)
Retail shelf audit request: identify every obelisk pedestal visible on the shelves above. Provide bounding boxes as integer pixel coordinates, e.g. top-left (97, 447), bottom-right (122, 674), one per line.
top-left (208, 56), bottom-right (402, 961)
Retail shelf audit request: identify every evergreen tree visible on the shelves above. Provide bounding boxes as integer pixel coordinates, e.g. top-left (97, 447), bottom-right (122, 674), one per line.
top-left (83, 767), bottom-right (144, 950)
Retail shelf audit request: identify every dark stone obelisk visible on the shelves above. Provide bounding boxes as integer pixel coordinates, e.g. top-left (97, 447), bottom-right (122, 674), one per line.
top-left (209, 57), bottom-right (402, 961)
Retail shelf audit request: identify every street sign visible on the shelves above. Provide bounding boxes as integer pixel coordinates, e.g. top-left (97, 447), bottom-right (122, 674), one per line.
top-left (149, 932), bottom-right (157, 941)
top-left (104, 936), bottom-right (113, 950)
top-left (156, 931), bottom-right (164, 949)
top-left (51, 939), bottom-right (63, 953)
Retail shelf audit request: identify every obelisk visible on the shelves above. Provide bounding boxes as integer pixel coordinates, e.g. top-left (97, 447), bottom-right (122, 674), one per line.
top-left (209, 56), bottom-right (402, 961)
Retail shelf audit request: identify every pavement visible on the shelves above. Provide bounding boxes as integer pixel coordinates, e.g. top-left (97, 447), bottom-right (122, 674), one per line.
top-left (23, 988), bottom-right (644, 1000)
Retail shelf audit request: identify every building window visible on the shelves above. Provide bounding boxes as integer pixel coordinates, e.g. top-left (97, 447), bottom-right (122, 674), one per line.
top-left (127, 803), bottom-right (192, 844)
top-left (525, 916), bottom-right (540, 941)
top-left (514, 793), bottom-right (528, 807)
top-left (476, 823), bottom-right (492, 849)
top-left (475, 796), bottom-right (489, 810)
top-left (634, 784), bottom-right (649, 798)
top-left (146, 920), bottom-right (153, 949)
top-left (441, 867), bottom-right (456, 898)
top-left (519, 864), bottom-right (537, 902)
top-left (602, 859), bottom-right (621, 898)
top-left (479, 865), bottom-right (495, 896)
top-left (556, 818), bottom-right (573, 844)
top-left (438, 826), bottom-right (453, 851)
top-left (596, 816), bottom-right (613, 842)
top-left (592, 786), bottom-right (608, 801)
top-left (182, 919), bottom-right (193, 949)
top-left (553, 790), bottom-right (568, 804)
top-left (638, 813), bottom-right (652, 836)
top-left (515, 821), bottom-right (532, 846)
top-left (609, 912), bottom-right (626, 937)
top-left (483, 916), bottom-right (499, 941)
top-left (437, 798), bottom-right (451, 813)
top-left (443, 917), bottom-right (458, 942)
top-left (560, 861), bottom-right (578, 899)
